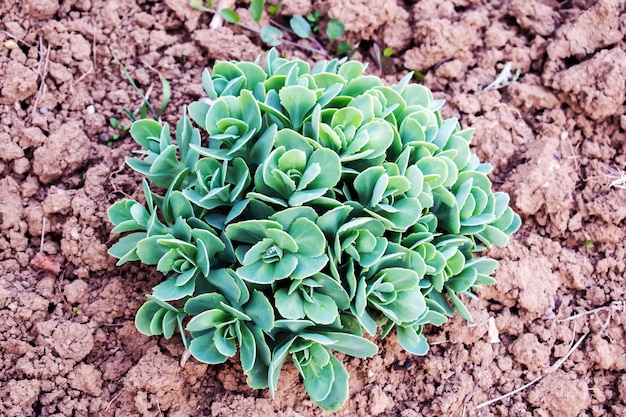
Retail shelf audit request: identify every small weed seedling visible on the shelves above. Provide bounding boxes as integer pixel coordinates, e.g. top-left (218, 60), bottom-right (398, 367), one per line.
top-left (107, 51), bottom-right (520, 411)
top-left (107, 50), bottom-right (172, 145)
top-left (189, 0), bottom-right (352, 57)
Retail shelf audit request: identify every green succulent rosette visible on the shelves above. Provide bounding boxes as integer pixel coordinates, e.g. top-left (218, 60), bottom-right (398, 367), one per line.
top-left (107, 49), bottom-right (520, 411)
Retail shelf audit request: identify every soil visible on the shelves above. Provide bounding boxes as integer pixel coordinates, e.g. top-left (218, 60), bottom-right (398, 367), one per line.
top-left (1, 0), bottom-right (625, 416)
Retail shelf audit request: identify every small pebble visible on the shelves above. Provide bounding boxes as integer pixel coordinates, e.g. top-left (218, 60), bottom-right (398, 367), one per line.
top-left (86, 105), bottom-right (95, 114)
top-left (21, 281), bottom-right (30, 289)
top-left (39, 107), bottom-right (48, 114)
top-left (4, 40), bottom-right (18, 50)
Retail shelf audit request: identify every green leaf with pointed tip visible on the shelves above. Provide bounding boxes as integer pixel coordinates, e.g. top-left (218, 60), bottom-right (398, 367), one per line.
top-left (318, 332), bottom-right (378, 358)
top-left (220, 8), bottom-right (240, 23)
top-left (225, 220), bottom-right (282, 244)
top-left (292, 253), bottom-right (328, 279)
top-left (477, 224), bottom-right (509, 246)
top-left (279, 85), bottom-right (317, 130)
top-left (266, 228), bottom-right (299, 252)
top-left (152, 276), bottom-right (196, 301)
top-left (269, 337), bottom-right (296, 396)
top-left (163, 310), bottom-right (180, 339)
top-left (108, 232), bottom-right (145, 264)
top-left (245, 290), bottom-right (274, 332)
top-left (184, 293), bottom-right (228, 315)
top-left (354, 166), bottom-right (385, 206)
top-left (250, 0), bottom-right (265, 22)
top-left (239, 323), bottom-right (257, 372)
top-left (149, 307), bottom-right (166, 335)
top-left (447, 267), bottom-right (478, 293)
top-left (446, 288), bottom-right (473, 321)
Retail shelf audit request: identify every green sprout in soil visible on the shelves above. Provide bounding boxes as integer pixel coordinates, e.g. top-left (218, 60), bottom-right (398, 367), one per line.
top-left (107, 50), bottom-right (520, 411)
top-left (189, 0), bottom-right (351, 58)
top-left (107, 50), bottom-right (172, 145)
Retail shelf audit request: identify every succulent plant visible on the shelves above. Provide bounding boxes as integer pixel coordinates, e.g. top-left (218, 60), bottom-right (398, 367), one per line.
top-left (107, 49), bottom-right (520, 411)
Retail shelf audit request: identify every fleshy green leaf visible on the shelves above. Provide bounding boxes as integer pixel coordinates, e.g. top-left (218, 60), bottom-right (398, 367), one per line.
top-left (396, 325), bottom-right (429, 355)
top-left (290, 15), bottom-right (312, 38)
top-left (315, 355), bottom-right (349, 411)
top-left (326, 19), bottom-right (344, 40)
top-left (189, 332), bottom-right (229, 364)
top-left (260, 26), bottom-right (283, 46)
top-left (220, 8), bottom-right (240, 23)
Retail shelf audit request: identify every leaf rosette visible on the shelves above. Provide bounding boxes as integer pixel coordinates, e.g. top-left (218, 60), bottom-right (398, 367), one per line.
top-left (107, 49), bottom-right (521, 411)
top-left (225, 208), bottom-right (328, 284)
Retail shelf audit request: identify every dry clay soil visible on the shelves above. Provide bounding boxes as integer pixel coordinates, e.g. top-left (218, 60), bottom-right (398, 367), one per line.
top-left (1, 0), bottom-right (626, 416)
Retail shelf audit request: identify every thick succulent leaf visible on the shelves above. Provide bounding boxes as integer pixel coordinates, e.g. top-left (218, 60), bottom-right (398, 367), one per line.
top-left (189, 332), bottom-right (229, 364)
top-left (316, 205), bottom-right (353, 236)
top-left (239, 323), bottom-right (257, 372)
top-left (354, 166), bottom-right (385, 206)
top-left (186, 309), bottom-right (231, 332)
top-left (279, 85), bottom-right (317, 130)
top-left (374, 197), bottom-right (422, 231)
top-left (184, 292), bottom-right (228, 315)
top-left (269, 337), bottom-right (296, 397)
top-left (289, 218), bottom-right (326, 257)
top-left (396, 325), bottom-right (430, 355)
top-left (291, 253), bottom-right (328, 279)
top-left (446, 288), bottom-right (473, 321)
top-left (301, 352), bottom-right (334, 402)
top-left (152, 275), bottom-right (196, 300)
top-left (318, 332), bottom-right (378, 358)
top-left (237, 254), bottom-right (298, 284)
top-left (275, 287), bottom-right (306, 320)
top-left (134, 235), bottom-right (175, 265)
top-left (245, 290), bottom-right (275, 332)
top-left (108, 232), bottom-right (145, 264)
top-left (161, 310), bottom-right (179, 339)
top-left (130, 119), bottom-right (163, 153)
top-left (135, 301), bottom-right (163, 336)
top-left (304, 292), bottom-right (338, 324)
top-left (266, 228), bottom-right (299, 252)
top-left (213, 326), bottom-right (237, 357)
top-left (108, 200), bottom-right (143, 228)
top-left (476, 224), bottom-right (510, 247)
top-left (314, 355), bottom-right (349, 412)
top-left (225, 220), bottom-right (282, 244)
top-left (447, 267), bottom-right (478, 293)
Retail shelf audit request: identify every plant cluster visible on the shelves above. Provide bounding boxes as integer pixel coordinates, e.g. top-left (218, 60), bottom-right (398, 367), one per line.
top-left (107, 50), bottom-right (520, 411)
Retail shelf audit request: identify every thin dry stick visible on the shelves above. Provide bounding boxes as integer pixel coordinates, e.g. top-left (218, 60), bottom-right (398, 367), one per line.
top-left (557, 301), bottom-right (624, 334)
top-left (1, 30), bottom-right (36, 48)
top-left (40, 217), bottom-right (46, 253)
top-left (32, 36), bottom-right (51, 118)
top-left (476, 331), bottom-right (589, 410)
top-left (102, 387), bottom-right (126, 414)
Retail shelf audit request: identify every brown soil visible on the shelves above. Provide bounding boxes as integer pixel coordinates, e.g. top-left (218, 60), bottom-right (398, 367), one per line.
top-left (1, 0), bottom-right (625, 416)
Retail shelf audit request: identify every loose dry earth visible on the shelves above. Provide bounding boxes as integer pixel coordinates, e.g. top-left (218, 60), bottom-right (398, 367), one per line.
top-left (1, 0), bottom-right (625, 416)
